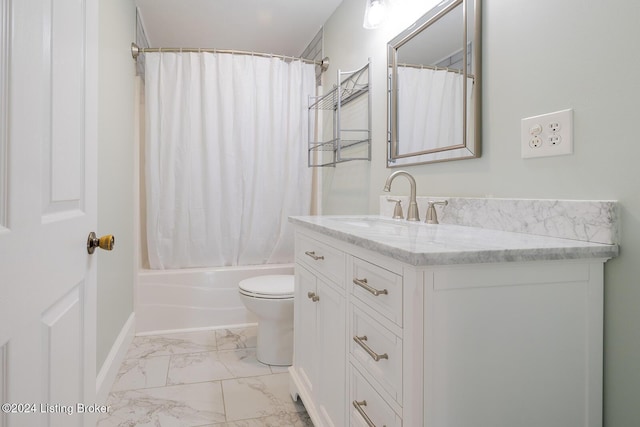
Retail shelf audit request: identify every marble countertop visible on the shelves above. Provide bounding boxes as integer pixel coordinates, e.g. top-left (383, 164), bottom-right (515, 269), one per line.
top-left (289, 215), bottom-right (619, 266)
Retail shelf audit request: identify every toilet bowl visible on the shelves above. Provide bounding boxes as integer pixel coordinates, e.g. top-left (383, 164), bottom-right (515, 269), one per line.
top-left (238, 274), bottom-right (294, 366)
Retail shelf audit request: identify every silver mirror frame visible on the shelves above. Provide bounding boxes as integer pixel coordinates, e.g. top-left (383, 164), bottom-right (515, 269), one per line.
top-left (387, 0), bottom-right (482, 167)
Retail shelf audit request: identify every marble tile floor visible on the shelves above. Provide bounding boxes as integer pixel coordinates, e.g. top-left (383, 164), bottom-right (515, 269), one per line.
top-left (98, 326), bottom-right (313, 427)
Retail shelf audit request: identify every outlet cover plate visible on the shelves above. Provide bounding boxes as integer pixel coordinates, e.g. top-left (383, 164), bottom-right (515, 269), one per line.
top-left (521, 108), bottom-right (573, 158)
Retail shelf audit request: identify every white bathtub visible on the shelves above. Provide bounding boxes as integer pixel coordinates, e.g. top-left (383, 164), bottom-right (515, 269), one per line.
top-left (136, 263), bottom-right (294, 334)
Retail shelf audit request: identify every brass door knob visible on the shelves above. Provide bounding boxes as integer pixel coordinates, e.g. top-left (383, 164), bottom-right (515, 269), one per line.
top-left (87, 232), bottom-right (115, 254)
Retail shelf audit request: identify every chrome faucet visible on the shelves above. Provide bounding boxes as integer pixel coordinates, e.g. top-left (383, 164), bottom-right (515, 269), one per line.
top-left (383, 170), bottom-right (419, 221)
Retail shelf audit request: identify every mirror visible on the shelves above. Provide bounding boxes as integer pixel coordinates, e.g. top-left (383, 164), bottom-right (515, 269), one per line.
top-left (387, 0), bottom-right (481, 166)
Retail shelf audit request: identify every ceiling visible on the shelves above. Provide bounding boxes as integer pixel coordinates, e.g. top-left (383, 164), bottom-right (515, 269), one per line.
top-left (135, 0), bottom-right (345, 57)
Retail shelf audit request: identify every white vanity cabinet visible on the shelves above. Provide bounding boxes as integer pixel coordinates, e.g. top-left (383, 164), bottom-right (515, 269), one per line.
top-left (289, 217), bottom-right (616, 427)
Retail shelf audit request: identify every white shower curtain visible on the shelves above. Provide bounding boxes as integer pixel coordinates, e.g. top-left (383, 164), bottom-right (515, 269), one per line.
top-left (144, 52), bottom-right (315, 269)
top-left (397, 67), bottom-right (474, 154)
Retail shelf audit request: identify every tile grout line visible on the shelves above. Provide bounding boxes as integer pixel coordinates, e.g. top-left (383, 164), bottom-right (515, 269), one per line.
top-left (220, 368), bottom-right (228, 423)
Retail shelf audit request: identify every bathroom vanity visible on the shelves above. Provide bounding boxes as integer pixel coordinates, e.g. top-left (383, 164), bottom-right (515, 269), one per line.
top-left (288, 200), bottom-right (618, 427)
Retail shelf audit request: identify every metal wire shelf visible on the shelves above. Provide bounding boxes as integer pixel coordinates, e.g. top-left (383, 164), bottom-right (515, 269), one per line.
top-left (308, 60), bottom-right (371, 167)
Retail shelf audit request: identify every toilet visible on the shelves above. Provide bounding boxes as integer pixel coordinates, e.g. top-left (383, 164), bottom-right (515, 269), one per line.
top-left (238, 274), bottom-right (295, 366)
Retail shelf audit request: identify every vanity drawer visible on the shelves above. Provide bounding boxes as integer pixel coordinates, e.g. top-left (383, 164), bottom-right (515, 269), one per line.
top-left (350, 306), bottom-right (403, 404)
top-left (350, 366), bottom-right (402, 427)
top-left (296, 233), bottom-right (345, 287)
top-left (351, 257), bottom-right (403, 326)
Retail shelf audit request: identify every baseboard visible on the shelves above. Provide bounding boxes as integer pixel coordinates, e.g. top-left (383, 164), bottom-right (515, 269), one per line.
top-left (96, 313), bottom-right (136, 405)
top-left (135, 321), bottom-right (258, 337)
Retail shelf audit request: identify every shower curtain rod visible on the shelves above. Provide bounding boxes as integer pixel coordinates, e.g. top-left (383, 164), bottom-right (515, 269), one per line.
top-left (131, 43), bottom-right (330, 72)
top-left (397, 62), bottom-right (476, 79)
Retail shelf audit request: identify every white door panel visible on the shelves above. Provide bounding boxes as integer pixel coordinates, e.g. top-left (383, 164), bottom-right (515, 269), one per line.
top-left (48, 0), bottom-right (85, 207)
top-left (43, 285), bottom-right (84, 427)
top-left (0, 0), bottom-right (98, 426)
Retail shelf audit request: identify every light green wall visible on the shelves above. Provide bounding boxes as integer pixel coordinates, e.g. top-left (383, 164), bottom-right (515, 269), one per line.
top-left (322, 0), bottom-right (640, 424)
top-left (97, 0), bottom-right (136, 371)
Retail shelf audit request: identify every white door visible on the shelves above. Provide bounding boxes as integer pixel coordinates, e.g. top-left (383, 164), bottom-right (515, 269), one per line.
top-left (0, 0), bottom-right (98, 426)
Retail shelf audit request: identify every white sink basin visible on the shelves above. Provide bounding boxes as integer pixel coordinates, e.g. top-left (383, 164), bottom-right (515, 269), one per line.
top-left (328, 216), bottom-right (413, 230)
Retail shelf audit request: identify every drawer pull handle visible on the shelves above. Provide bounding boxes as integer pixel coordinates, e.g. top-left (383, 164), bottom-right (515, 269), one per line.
top-left (353, 400), bottom-right (385, 427)
top-left (307, 291), bottom-right (320, 302)
top-left (353, 278), bottom-right (388, 296)
top-left (304, 251), bottom-right (324, 261)
top-left (353, 335), bottom-right (388, 362)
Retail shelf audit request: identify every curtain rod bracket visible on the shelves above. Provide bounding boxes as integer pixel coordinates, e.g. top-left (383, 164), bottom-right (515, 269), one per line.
top-left (320, 57), bottom-right (330, 72)
top-left (131, 42), bottom-right (140, 60)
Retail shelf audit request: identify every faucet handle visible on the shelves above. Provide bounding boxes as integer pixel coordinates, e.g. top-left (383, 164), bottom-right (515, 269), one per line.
top-left (425, 200), bottom-right (448, 224)
top-left (386, 197), bottom-right (404, 219)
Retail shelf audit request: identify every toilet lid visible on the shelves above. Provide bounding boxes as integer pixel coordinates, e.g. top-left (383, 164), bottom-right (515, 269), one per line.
top-left (239, 275), bottom-right (294, 298)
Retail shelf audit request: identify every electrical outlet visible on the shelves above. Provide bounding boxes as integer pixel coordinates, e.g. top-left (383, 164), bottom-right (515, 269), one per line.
top-left (549, 134), bottom-right (562, 145)
top-left (521, 109), bottom-right (573, 158)
top-left (529, 136), bottom-right (542, 148)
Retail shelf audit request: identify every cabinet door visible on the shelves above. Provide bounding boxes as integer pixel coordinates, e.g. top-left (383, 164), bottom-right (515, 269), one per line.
top-left (317, 276), bottom-right (347, 427)
top-left (294, 264), bottom-right (318, 395)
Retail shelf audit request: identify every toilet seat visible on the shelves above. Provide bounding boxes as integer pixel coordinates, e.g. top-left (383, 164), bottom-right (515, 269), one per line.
top-left (238, 274), bottom-right (294, 299)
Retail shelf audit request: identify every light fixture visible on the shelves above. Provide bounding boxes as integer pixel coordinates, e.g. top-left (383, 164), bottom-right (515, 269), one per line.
top-left (363, 0), bottom-right (387, 29)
